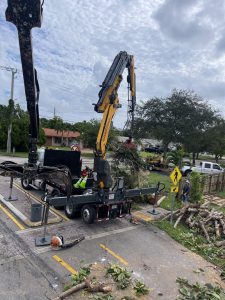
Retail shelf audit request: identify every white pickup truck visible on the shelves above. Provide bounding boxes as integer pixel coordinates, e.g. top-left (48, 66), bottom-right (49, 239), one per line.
top-left (181, 161), bottom-right (224, 176)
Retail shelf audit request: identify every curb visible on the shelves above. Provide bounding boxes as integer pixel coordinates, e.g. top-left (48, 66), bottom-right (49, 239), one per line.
top-left (0, 194), bottom-right (62, 228)
top-left (14, 182), bottom-right (69, 221)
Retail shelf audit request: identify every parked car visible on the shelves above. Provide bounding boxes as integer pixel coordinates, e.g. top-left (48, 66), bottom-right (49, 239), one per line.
top-left (145, 146), bottom-right (162, 154)
top-left (181, 161), bottom-right (224, 176)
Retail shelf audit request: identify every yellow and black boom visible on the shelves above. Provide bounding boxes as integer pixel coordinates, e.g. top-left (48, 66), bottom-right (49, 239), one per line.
top-left (94, 51), bottom-right (136, 189)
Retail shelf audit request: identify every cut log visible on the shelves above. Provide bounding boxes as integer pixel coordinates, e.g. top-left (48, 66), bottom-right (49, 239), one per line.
top-left (219, 219), bottom-right (225, 235)
top-left (186, 212), bottom-right (194, 226)
top-left (187, 208), bottom-right (199, 213)
top-left (55, 280), bottom-right (112, 300)
top-left (215, 240), bottom-right (225, 247)
top-left (157, 196), bottom-right (166, 206)
top-left (174, 213), bottom-right (185, 228)
top-left (199, 221), bottom-right (210, 243)
top-left (56, 282), bottom-right (86, 299)
top-left (215, 220), bottom-right (221, 238)
top-left (85, 280), bottom-right (112, 293)
top-left (161, 209), bottom-right (180, 220)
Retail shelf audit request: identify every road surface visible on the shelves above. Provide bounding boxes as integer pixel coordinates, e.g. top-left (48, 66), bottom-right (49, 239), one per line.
top-left (0, 175), bottom-right (224, 299)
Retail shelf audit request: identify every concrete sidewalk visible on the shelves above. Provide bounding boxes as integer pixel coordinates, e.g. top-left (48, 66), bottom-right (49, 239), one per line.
top-left (132, 204), bottom-right (168, 223)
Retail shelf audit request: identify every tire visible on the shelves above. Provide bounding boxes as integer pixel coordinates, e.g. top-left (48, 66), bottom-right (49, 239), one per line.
top-left (184, 170), bottom-right (192, 177)
top-left (21, 178), bottom-right (32, 190)
top-left (51, 189), bottom-right (64, 210)
top-left (81, 205), bottom-right (96, 224)
top-left (65, 200), bottom-right (80, 219)
top-left (39, 181), bottom-right (46, 191)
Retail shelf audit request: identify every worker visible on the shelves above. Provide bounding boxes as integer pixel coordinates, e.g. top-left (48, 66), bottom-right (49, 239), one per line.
top-left (73, 169), bottom-right (88, 189)
top-left (70, 142), bottom-right (80, 151)
top-left (181, 179), bottom-right (191, 207)
top-left (124, 136), bottom-right (136, 150)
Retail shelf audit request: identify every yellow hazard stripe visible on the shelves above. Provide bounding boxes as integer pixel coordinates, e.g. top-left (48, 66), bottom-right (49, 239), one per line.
top-left (53, 255), bottom-right (78, 275)
top-left (132, 211), bottom-right (152, 222)
top-left (99, 243), bottom-right (128, 266)
top-left (14, 183), bottom-right (69, 221)
top-left (0, 204), bottom-right (25, 230)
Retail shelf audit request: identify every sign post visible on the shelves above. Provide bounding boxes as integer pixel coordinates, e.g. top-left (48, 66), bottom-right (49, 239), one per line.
top-left (169, 167), bottom-right (182, 224)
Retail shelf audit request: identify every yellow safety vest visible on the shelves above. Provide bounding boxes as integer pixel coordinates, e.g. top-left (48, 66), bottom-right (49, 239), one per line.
top-left (79, 176), bottom-right (88, 189)
top-left (73, 176), bottom-right (88, 189)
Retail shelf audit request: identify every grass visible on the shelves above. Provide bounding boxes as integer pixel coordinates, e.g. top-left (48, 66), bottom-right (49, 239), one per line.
top-left (216, 191), bottom-right (225, 199)
top-left (160, 193), bottom-right (182, 211)
top-left (81, 152), bottom-right (94, 158)
top-left (0, 151), bottom-right (28, 158)
top-left (154, 220), bottom-right (225, 274)
top-left (198, 155), bottom-right (216, 162)
top-left (213, 191), bottom-right (225, 214)
top-left (148, 171), bottom-right (171, 191)
top-left (0, 148), bottom-right (94, 159)
top-left (219, 207), bottom-right (225, 214)
top-left (209, 203), bottom-right (225, 214)
top-left (144, 171), bottom-right (183, 210)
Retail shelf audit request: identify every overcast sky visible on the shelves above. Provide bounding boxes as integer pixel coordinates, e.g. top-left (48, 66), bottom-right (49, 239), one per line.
top-left (1, 0), bottom-right (225, 128)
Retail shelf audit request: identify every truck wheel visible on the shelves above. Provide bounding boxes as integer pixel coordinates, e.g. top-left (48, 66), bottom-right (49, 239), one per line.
top-left (81, 205), bottom-right (96, 224)
top-left (185, 170), bottom-right (192, 177)
top-left (65, 201), bottom-right (80, 219)
top-left (21, 178), bottom-right (32, 190)
top-left (51, 189), bottom-right (64, 210)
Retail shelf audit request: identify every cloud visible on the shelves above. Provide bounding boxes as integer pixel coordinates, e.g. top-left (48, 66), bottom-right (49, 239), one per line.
top-left (0, 0), bottom-right (225, 129)
top-left (153, 0), bottom-right (214, 47)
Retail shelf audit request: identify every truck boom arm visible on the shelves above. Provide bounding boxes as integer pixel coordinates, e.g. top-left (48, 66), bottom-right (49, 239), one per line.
top-left (93, 51), bottom-right (136, 189)
top-left (6, 0), bottom-right (43, 165)
top-left (95, 51), bottom-right (136, 158)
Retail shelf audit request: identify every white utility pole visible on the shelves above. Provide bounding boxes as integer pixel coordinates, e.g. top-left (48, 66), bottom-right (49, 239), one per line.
top-left (0, 66), bottom-right (17, 153)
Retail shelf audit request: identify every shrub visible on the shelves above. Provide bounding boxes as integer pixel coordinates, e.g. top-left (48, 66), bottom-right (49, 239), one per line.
top-left (190, 172), bottom-right (203, 203)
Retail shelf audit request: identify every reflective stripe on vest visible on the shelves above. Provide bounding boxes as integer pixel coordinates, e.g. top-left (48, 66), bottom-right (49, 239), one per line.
top-left (79, 176), bottom-right (88, 189)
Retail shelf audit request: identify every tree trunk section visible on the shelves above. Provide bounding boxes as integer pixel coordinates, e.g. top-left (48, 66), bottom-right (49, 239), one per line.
top-left (192, 152), bottom-right (196, 165)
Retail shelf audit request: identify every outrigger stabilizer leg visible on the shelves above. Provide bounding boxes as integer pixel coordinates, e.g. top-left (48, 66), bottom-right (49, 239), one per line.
top-left (148, 182), bottom-right (165, 215)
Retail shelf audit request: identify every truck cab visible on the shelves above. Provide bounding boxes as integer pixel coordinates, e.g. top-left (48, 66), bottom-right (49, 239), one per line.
top-left (182, 161), bottom-right (224, 176)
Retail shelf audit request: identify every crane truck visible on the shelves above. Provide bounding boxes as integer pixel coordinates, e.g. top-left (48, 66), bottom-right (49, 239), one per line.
top-left (0, 0), bottom-right (164, 224)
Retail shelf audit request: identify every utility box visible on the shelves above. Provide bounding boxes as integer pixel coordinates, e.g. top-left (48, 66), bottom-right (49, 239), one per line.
top-left (30, 203), bottom-right (42, 222)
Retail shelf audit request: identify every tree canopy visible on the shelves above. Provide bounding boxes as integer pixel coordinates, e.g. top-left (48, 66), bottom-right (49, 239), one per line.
top-left (0, 104), bottom-right (45, 151)
top-left (134, 89), bottom-right (222, 162)
top-left (40, 117), bottom-right (119, 149)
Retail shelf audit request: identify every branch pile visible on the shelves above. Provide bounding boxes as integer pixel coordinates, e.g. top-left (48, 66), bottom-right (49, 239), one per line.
top-left (162, 204), bottom-right (225, 244)
top-left (111, 143), bottom-right (144, 172)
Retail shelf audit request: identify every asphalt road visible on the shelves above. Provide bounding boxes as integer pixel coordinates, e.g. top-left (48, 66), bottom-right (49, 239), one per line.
top-left (0, 214), bottom-right (59, 300)
top-left (0, 175), bottom-right (224, 300)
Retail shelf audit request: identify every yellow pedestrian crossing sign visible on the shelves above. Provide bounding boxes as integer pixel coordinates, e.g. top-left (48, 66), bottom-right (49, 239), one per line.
top-left (171, 185), bottom-right (178, 193)
top-left (170, 166), bottom-right (182, 185)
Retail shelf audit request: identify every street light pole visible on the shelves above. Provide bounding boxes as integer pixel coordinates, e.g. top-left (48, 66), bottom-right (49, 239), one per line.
top-left (7, 68), bottom-right (17, 154)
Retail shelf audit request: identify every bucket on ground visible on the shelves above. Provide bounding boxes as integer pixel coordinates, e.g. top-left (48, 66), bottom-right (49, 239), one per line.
top-left (30, 203), bottom-right (43, 222)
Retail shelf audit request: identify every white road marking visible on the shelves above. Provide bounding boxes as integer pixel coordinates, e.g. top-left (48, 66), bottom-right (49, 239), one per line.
top-left (33, 225), bottom-right (140, 255)
top-left (15, 220), bottom-right (75, 235)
